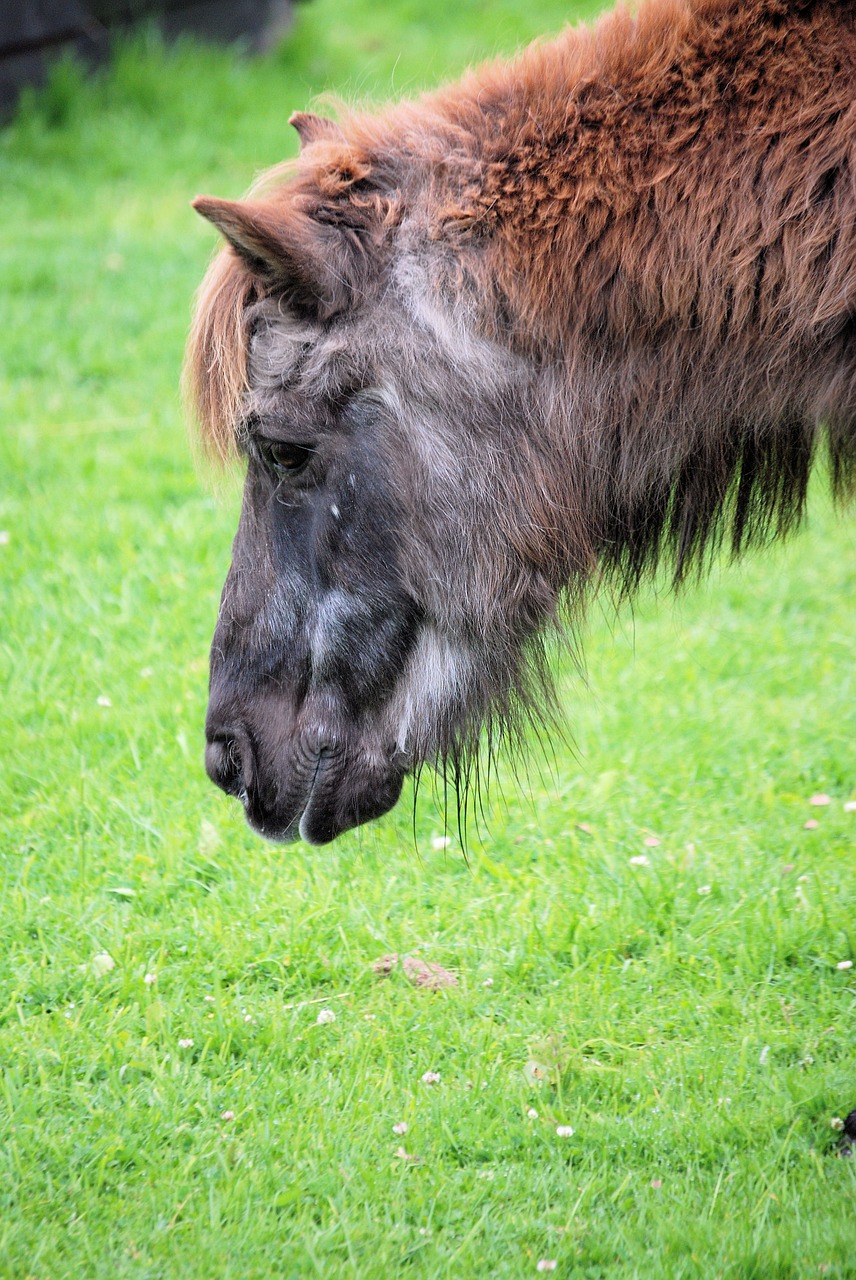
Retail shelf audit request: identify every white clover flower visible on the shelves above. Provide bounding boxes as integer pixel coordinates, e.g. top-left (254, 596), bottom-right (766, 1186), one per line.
top-left (143, 972), bottom-right (157, 986)
top-left (393, 1122), bottom-right (408, 1135)
top-left (178, 1038), bottom-right (194, 1049)
top-left (556, 1125), bottom-right (574, 1138)
top-left (831, 1116), bottom-right (845, 1131)
top-left (537, 1260), bottom-right (558, 1271)
top-left (96, 695), bottom-right (112, 708)
top-left (316, 1009), bottom-right (336, 1025)
top-left (809, 793), bottom-right (831, 806)
top-left (421, 1071), bottom-right (440, 1085)
top-left (527, 1108), bottom-right (539, 1119)
top-left (221, 1110), bottom-right (235, 1122)
top-left (836, 960), bottom-right (853, 971)
top-left (91, 951), bottom-right (115, 977)
top-left (844, 801), bottom-right (856, 813)
top-left (629, 855), bottom-right (650, 867)
top-left (697, 884), bottom-right (712, 895)
top-left (430, 835), bottom-right (452, 851)
top-left (482, 977), bottom-right (494, 987)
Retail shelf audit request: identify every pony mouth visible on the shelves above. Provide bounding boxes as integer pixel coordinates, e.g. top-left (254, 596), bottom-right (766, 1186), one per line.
top-left (243, 751), bottom-right (406, 845)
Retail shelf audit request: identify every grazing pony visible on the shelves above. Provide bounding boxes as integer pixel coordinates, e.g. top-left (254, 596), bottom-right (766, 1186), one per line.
top-left (186, 0), bottom-right (855, 844)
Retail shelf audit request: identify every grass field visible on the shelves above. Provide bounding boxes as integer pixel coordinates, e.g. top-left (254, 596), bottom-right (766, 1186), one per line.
top-left (1, 1), bottom-right (855, 1275)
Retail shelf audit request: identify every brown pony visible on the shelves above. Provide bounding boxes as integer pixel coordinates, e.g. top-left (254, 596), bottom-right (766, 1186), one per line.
top-left (186, 0), bottom-right (855, 844)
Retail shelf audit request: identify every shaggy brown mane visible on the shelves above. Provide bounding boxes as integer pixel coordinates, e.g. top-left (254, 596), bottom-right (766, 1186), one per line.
top-left (184, 247), bottom-right (262, 464)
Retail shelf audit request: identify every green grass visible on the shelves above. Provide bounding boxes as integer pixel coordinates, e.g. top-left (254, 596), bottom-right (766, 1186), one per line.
top-left (1, 1), bottom-right (855, 1275)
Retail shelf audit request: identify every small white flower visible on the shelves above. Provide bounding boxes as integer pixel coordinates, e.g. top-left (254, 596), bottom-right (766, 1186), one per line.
top-left (759, 1045), bottom-right (770, 1065)
top-left (831, 1116), bottom-right (845, 1131)
top-left (221, 1110), bottom-right (235, 1122)
top-left (809, 793), bottom-right (831, 806)
top-left (629, 855), bottom-right (650, 867)
top-left (143, 972), bottom-right (157, 986)
top-left (96, 695), bottom-right (112, 708)
top-left (421, 1070), bottom-right (440, 1085)
top-left (527, 1108), bottom-right (539, 1119)
top-left (430, 835), bottom-right (451, 851)
top-left (697, 884), bottom-right (712, 895)
top-left (393, 1122), bottom-right (407, 1135)
top-left (482, 977), bottom-right (494, 987)
top-left (643, 836), bottom-right (661, 847)
top-left (804, 819), bottom-right (819, 830)
top-left (0, 531), bottom-right (9, 546)
top-left (537, 1260), bottom-right (558, 1271)
top-left (556, 1125), bottom-right (574, 1138)
top-left (316, 1008), bottom-right (336, 1025)
top-left (178, 1038), bottom-right (194, 1049)
top-left (244, 1014), bottom-right (254, 1023)
top-left (204, 995), bottom-right (215, 1002)
top-left (91, 951), bottom-right (115, 977)
top-left (836, 960), bottom-right (853, 971)
top-left (844, 800), bottom-right (856, 813)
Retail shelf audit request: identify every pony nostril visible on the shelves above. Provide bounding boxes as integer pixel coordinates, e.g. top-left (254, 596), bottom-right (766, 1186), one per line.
top-left (205, 737), bottom-right (245, 798)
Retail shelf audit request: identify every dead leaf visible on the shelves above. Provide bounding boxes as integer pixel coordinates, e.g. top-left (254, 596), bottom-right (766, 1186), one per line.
top-left (371, 953), bottom-right (399, 977)
top-left (402, 954), bottom-right (458, 990)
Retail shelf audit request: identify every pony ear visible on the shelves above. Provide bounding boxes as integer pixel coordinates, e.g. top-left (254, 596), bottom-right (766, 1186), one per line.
top-left (289, 111), bottom-right (344, 147)
top-left (192, 194), bottom-right (360, 317)
top-left (193, 196), bottom-right (292, 275)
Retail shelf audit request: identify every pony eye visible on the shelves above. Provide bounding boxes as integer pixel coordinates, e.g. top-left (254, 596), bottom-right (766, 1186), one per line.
top-left (264, 441), bottom-right (312, 474)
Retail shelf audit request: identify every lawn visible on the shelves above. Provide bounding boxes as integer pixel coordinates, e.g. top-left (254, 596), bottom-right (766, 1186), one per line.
top-left (1, 1), bottom-right (855, 1276)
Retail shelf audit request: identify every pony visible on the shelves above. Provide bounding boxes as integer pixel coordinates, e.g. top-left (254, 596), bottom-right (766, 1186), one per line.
top-left (186, 0), bottom-right (855, 844)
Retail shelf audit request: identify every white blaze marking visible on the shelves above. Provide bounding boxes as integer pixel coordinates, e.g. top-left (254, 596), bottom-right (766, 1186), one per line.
top-left (392, 626), bottom-right (469, 752)
top-left (309, 589), bottom-right (356, 671)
